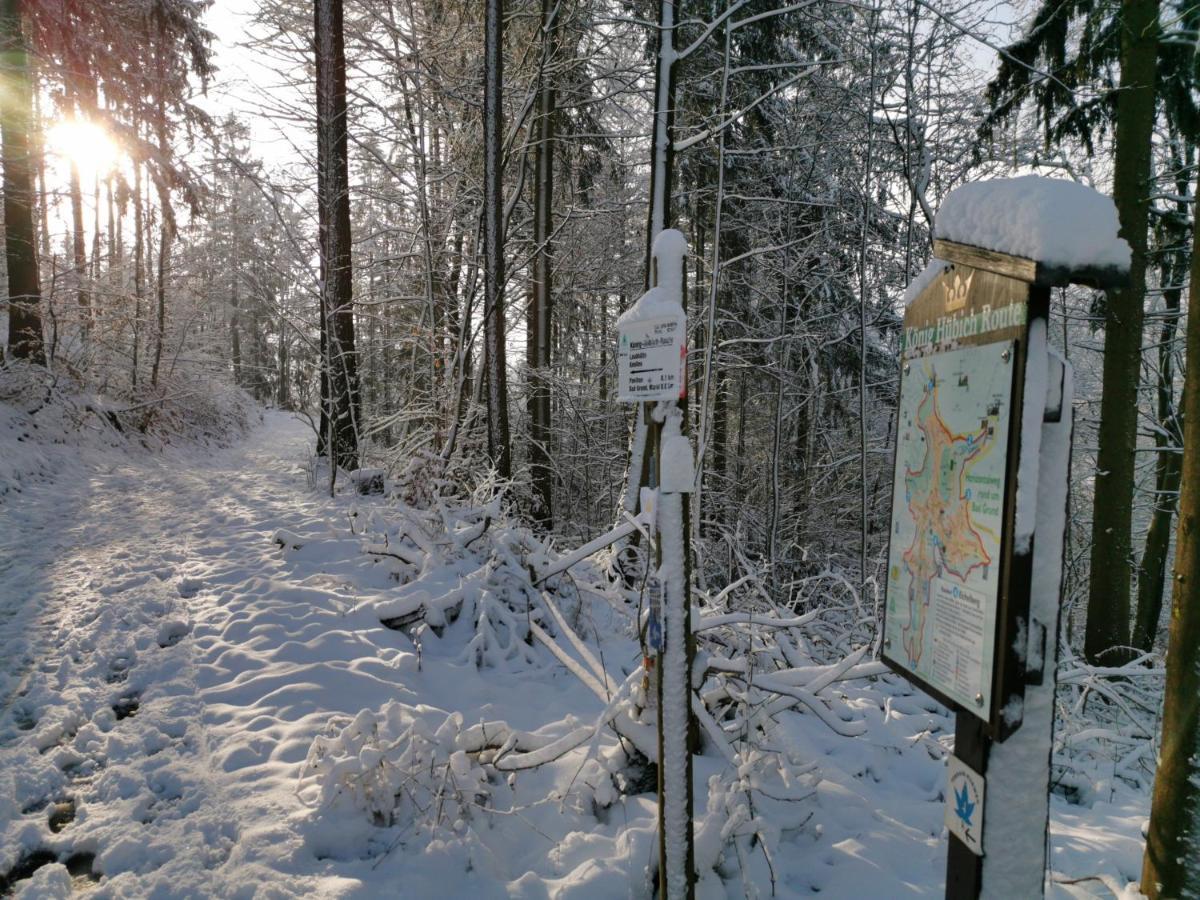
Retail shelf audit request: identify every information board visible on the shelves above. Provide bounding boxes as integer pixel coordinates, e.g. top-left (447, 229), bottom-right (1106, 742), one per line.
top-left (883, 340), bottom-right (1014, 719)
top-left (617, 315), bottom-right (685, 402)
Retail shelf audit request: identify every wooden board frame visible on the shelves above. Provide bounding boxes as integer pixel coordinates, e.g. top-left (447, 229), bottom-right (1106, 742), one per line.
top-left (882, 257), bottom-right (1047, 741)
top-left (933, 239), bottom-right (1128, 291)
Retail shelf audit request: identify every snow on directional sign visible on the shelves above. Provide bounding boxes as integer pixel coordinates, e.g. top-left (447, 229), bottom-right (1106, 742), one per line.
top-left (945, 755), bottom-right (986, 856)
top-left (617, 314), bottom-right (685, 402)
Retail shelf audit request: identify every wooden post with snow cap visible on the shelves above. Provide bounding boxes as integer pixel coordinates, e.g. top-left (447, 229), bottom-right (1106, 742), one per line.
top-left (617, 228), bottom-right (695, 898)
top-left (878, 177), bottom-right (1129, 900)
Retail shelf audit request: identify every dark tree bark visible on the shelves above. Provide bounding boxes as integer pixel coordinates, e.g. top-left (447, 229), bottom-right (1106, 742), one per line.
top-left (1132, 277), bottom-right (1184, 652)
top-left (1140, 170), bottom-right (1200, 900)
top-left (131, 157), bottom-right (145, 386)
top-left (482, 0), bottom-right (511, 479)
top-left (68, 156), bottom-right (89, 319)
top-left (1, 0), bottom-right (46, 364)
top-left (314, 0), bottom-right (360, 472)
top-left (148, 49), bottom-right (171, 390)
top-left (528, 0), bottom-right (557, 528)
top-left (1084, 0), bottom-right (1160, 663)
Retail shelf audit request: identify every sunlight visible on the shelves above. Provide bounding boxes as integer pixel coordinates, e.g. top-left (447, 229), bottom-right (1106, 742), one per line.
top-left (47, 118), bottom-right (121, 183)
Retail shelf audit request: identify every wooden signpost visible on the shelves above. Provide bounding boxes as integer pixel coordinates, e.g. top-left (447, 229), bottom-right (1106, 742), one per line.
top-left (883, 237), bottom-right (1125, 899)
top-left (618, 229), bottom-right (695, 900)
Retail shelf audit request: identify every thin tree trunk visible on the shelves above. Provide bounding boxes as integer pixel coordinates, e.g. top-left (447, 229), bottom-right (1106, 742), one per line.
top-left (132, 159), bottom-right (145, 387)
top-left (0, 0), bottom-right (46, 363)
top-left (1140, 169), bottom-right (1200, 899)
top-left (1084, 0), bottom-right (1160, 663)
top-left (69, 160), bottom-right (89, 320)
top-left (315, 0), bottom-right (360, 472)
top-left (149, 72), bottom-right (171, 389)
top-left (619, 0), bottom-right (679, 527)
top-left (1132, 283), bottom-right (1183, 651)
top-left (528, 0), bottom-right (557, 528)
top-left (482, 0), bottom-right (511, 478)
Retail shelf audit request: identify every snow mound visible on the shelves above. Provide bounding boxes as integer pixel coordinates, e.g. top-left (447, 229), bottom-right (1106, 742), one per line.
top-left (934, 176), bottom-right (1131, 271)
top-left (0, 360), bottom-right (258, 501)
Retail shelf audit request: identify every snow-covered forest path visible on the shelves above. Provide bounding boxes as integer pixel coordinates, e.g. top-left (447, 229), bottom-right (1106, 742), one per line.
top-left (0, 411), bottom-right (420, 896)
top-left (0, 411), bottom-right (1153, 898)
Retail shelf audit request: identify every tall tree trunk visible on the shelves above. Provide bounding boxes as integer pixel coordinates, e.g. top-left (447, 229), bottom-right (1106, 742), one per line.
top-left (710, 371), bottom-right (728, 538)
top-left (149, 188), bottom-right (170, 389)
top-left (229, 185), bottom-right (242, 385)
top-left (149, 76), bottom-right (171, 389)
top-left (315, 0), bottom-right (360, 472)
top-left (31, 70), bottom-right (50, 263)
top-left (90, 173), bottom-right (101, 281)
top-left (1140, 170), bottom-right (1200, 899)
top-left (482, 0), bottom-right (511, 478)
top-left (0, 0), bottom-right (46, 364)
top-left (1132, 282), bottom-right (1184, 651)
top-left (619, 0), bottom-right (680, 527)
top-left (132, 159), bottom-right (145, 387)
top-left (528, 0), bottom-right (556, 528)
top-left (1084, 0), bottom-right (1160, 663)
top-left (277, 303), bottom-right (290, 409)
top-left (69, 161), bottom-right (89, 320)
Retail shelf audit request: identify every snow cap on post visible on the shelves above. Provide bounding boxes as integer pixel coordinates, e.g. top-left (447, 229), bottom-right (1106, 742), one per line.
top-left (652, 228), bottom-right (688, 297)
top-left (933, 175), bottom-right (1131, 289)
top-left (616, 228), bottom-right (688, 327)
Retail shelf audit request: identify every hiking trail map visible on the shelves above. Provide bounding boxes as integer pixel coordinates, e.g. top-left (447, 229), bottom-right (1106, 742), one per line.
top-left (883, 340), bottom-right (1014, 718)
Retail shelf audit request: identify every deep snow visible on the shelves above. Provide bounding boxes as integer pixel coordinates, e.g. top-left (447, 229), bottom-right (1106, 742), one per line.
top-left (0, 411), bottom-right (1151, 897)
top-left (933, 176), bottom-right (1131, 271)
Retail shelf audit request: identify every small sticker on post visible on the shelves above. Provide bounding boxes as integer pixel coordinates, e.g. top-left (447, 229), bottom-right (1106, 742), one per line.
top-left (660, 435), bottom-right (695, 493)
top-left (639, 487), bottom-right (658, 534)
top-left (945, 755), bottom-right (985, 856)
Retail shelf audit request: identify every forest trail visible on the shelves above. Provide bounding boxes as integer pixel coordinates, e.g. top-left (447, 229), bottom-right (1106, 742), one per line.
top-left (0, 411), bottom-right (424, 896)
top-left (0, 412), bottom-right (1152, 898)
top-left (1, 411), bottom-right (313, 711)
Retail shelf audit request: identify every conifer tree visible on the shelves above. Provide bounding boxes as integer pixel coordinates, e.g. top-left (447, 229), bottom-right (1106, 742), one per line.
top-left (0, 0), bottom-right (45, 364)
top-left (1140, 169), bottom-right (1200, 900)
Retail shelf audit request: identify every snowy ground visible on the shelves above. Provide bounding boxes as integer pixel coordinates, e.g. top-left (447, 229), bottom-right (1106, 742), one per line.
top-left (0, 411), bottom-right (1150, 897)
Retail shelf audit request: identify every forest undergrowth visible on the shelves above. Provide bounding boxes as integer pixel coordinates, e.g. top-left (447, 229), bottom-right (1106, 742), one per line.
top-left (293, 449), bottom-right (1161, 895)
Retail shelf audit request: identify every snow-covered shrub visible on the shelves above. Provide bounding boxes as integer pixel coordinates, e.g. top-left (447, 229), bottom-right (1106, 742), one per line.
top-left (1051, 649), bottom-right (1164, 802)
top-left (695, 749), bottom-right (820, 895)
top-left (300, 704), bottom-right (490, 835)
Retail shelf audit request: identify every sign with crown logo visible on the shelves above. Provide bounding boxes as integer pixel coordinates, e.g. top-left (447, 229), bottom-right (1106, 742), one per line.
top-left (888, 187), bottom-right (1127, 900)
top-left (884, 244), bottom-right (1039, 741)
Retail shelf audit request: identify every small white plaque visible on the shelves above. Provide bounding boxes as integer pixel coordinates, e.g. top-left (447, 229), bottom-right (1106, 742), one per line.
top-left (945, 755), bottom-right (985, 856)
top-left (617, 315), bottom-right (685, 402)
top-left (660, 435), bottom-right (695, 493)
top-left (639, 486), bottom-right (658, 534)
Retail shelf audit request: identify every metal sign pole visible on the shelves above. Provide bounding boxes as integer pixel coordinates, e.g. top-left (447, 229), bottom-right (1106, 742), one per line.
top-left (616, 230), bottom-right (694, 899)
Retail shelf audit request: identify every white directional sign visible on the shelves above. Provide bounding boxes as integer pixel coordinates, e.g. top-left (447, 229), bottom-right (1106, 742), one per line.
top-left (617, 315), bottom-right (685, 402)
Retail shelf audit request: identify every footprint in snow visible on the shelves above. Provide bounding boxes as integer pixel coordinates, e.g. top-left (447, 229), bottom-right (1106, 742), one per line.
top-left (157, 619), bottom-right (191, 648)
top-left (112, 692), bottom-right (140, 721)
top-left (106, 655), bottom-right (132, 683)
top-left (177, 577), bottom-right (203, 599)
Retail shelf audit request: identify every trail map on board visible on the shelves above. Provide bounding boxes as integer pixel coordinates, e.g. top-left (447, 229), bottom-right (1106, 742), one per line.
top-left (884, 341), bottom-right (1014, 717)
